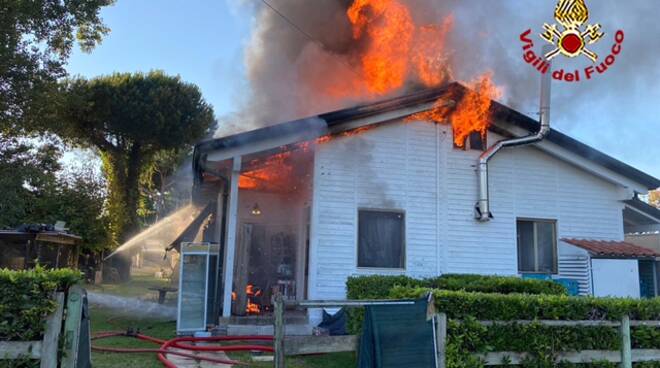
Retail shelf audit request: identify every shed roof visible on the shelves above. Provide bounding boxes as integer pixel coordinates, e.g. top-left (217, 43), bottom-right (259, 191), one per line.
top-left (194, 82), bottom-right (660, 189)
top-left (562, 238), bottom-right (660, 258)
top-left (0, 230), bottom-right (82, 245)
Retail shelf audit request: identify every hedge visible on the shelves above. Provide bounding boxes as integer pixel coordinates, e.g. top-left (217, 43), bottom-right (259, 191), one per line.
top-left (346, 274), bottom-right (567, 300)
top-left (346, 275), bottom-right (660, 367)
top-left (373, 286), bottom-right (660, 367)
top-left (0, 266), bottom-right (82, 341)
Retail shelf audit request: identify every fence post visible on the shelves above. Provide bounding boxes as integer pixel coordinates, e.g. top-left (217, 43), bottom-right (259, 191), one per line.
top-left (620, 314), bottom-right (632, 368)
top-left (273, 292), bottom-right (285, 368)
top-left (435, 313), bottom-right (447, 368)
top-left (61, 285), bottom-right (84, 368)
top-left (40, 292), bottom-right (65, 368)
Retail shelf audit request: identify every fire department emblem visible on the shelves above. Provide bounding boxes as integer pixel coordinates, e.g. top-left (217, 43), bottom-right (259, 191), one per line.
top-left (541, 0), bottom-right (604, 62)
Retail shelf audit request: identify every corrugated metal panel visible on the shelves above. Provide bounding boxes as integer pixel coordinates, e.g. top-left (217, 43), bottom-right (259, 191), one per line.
top-left (558, 255), bottom-right (592, 296)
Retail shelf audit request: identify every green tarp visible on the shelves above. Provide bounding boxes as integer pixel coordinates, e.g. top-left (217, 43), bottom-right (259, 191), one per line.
top-left (358, 298), bottom-right (437, 368)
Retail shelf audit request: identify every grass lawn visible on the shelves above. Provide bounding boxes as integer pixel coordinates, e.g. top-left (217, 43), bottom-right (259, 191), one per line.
top-left (88, 273), bottom-right (175, 301)
top-left (89, 276), bottom-right (357, 367)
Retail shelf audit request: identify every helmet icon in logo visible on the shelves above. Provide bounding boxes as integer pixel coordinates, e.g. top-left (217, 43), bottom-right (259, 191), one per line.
top-left (541, 0), bottom-right (604, 62)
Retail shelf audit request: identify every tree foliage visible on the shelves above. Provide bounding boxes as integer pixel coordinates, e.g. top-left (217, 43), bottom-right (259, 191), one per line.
top-left (53, 71), bottom-right (215, 246)
top-left (138, 148), bottom-right (191, 225)
top-left (1, 0), bottom-right (114, 131)
top-left (0, 136), bottom-right (109, 252)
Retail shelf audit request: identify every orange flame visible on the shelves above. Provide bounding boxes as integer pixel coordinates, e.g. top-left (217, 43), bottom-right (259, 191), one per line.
top-left (239, 152), bottom-right (294, 191)
top-left (345, 0), bottom-right (454, 96)
top-left (450, 73), bottom-right (502, 147)
top-left (412, 16), bottom-right (454, 87)
top-left (409, 73), bottom-right (502, 148)
top-left (348, 0), bottom-right (415, 94)
top-left (232, 284), bottom-right (262, 314)
top-left (245, 284), bottom-right (261, 315)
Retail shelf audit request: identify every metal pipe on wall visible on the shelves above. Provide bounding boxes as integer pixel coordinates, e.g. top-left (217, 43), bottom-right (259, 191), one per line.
top-left (475, 45), bottom-right (553, 222)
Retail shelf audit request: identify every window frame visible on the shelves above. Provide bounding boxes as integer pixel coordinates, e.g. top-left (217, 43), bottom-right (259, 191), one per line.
top-left (356, 208), bottom-right (406, 271)
top-left (516, 218), bottom-right (558, 274)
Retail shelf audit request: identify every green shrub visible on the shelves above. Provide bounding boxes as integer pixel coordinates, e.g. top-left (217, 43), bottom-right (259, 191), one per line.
top-left (389, 287), bottom-right (660, 368)
top-left (345, 274), bottom-right (567, 337)
top-left (346, 274), bottom-right (566, 300)
top-left (429, 274), bottom-right (567, 295)
top-left (0, 266), bottom-right (82, 341)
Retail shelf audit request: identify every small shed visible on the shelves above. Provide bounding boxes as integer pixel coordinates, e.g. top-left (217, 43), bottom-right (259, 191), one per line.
top-left (0, 225), bottom-right (82, 270)
top-left (560, 238), bottom-right (660, 298)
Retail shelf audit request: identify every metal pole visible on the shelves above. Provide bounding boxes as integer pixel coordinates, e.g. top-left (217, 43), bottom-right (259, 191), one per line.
top-left (274, 293), bottom-right (285, 368)
top-left (620, 314), bottom-right (632, 368)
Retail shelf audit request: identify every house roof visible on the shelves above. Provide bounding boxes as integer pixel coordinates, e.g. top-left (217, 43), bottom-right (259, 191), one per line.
top-left (194, 82), bottom-right (660, 189)
top-left (562, 238), bottom-right (660, 258)
top-left (624, 197), bottom-right (660, 222)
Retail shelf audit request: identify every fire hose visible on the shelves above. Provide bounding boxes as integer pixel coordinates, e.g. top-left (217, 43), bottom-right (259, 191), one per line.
top-left (92, 330), bottom-right (274, 367)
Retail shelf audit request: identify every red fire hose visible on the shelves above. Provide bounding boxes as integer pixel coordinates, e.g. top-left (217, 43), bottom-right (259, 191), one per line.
top-left (92, 330), bottom-right (274, 367)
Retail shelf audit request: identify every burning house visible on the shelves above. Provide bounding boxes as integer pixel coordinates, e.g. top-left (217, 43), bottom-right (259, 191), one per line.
top-left (180, 80), bottom-right (660, 331)
top-left (170, 0), bottom-right (660, 332)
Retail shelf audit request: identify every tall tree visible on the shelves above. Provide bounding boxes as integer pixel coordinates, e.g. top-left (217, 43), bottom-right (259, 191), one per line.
top-left (54, 72), bottom-right (215, 258)
top-left (1, 0), bottom-right (114, 131)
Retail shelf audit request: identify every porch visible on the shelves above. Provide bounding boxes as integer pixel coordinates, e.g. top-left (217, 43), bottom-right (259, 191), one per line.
top-left (195, 141), bottom-right (316, 330)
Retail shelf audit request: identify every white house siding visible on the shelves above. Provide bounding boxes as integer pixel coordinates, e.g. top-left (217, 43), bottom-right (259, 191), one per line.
top-left (309, 118), bottom-right (626, 300)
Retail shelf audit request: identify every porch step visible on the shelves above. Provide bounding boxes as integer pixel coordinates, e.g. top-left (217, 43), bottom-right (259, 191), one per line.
top-left (218, 313), bottom-right (308, 326)
top-left (225, 323), bottom-right (313, 336)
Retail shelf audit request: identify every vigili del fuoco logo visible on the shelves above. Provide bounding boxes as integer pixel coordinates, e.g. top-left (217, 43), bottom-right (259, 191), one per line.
top-left (519, 0), bottom-right (624, 82)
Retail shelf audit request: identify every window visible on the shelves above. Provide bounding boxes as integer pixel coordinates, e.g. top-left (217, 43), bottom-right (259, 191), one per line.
top-left (358, 210), bottom-right (405, 269)
top-left (468, 131), bottom-right (486, 151)
top-left (517, 219), bottom-right (557, 274)
top-left (453, 131), bottom-right (487, 151)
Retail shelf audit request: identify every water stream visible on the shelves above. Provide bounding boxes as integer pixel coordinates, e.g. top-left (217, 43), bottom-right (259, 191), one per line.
top-left (87, 291), bottom-right (177, 319)
top-left (105, 203), bottom-right (202, 260)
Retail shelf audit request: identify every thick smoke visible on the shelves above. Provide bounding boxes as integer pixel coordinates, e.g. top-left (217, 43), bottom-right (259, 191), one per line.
top-left (233, 0), bottom-right (660, 177)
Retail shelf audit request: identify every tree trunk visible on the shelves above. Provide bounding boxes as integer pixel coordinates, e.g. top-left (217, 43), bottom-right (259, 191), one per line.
top-left (102, 145), bottom-right (143, 282)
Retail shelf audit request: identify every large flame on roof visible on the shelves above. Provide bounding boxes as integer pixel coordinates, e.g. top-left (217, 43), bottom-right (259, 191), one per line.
top-left (345, 0), bottom-right (498, 144)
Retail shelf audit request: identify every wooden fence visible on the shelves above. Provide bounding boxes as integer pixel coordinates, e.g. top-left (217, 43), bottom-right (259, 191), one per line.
top-left (272, 296), bottom-right (660, 368)
top-left (0, 285), bottom-right (87, 368)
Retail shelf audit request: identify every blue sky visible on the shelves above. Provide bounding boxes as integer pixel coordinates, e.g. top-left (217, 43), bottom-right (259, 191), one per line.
top-left (67, 0), bottom-right (250, 116)
top-left (66, 1), bottom-right (660, 181)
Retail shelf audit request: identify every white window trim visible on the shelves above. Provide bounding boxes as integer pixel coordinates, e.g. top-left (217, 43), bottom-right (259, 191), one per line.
top-left (517, 218), bottom-right (558, 274)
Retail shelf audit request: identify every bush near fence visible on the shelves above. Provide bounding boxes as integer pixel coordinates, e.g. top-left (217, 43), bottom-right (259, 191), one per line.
top-left (346, 274), bottom-right (567, 335)
top-left (395, 287), bottom-right (660, 367)
top-left (345, 274), bottom-right (567, 301)
top-left (0, 266), bottom-right (81, 341)
top-left (346, 275), bottom-right (660, 367)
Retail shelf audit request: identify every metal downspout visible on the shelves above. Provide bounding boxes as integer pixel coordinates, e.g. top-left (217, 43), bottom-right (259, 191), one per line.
top-left (475, 46), bottom-right (553, 222)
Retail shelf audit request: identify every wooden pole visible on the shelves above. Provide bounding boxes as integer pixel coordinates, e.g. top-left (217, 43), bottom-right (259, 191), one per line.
top-left (435, 313), bottom-right (447, 368)
top-left (274, 293), bottom-right (285, 368)
top-left (40, 292), bottom-right (64, 368)
top-left (620, 314), bottom-right (632, 368)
